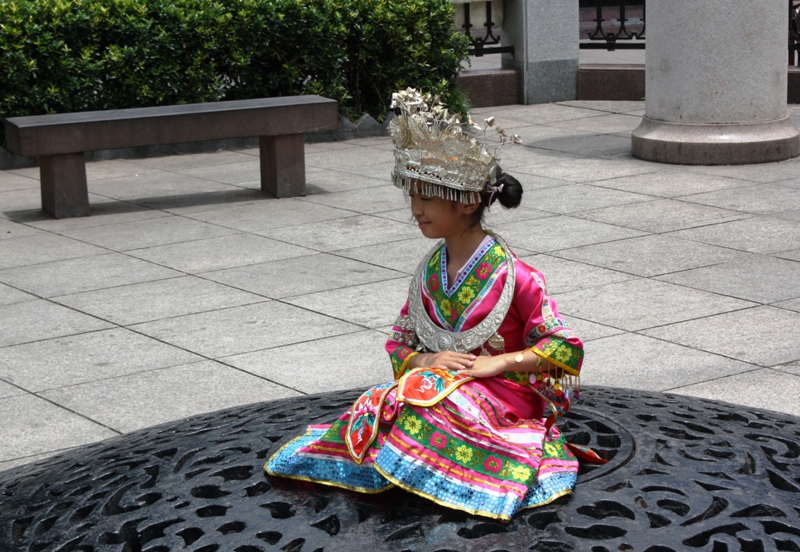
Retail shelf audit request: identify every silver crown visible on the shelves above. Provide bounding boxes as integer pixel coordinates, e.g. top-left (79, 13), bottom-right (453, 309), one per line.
top-left (388, 88), bottom-right (519, 204)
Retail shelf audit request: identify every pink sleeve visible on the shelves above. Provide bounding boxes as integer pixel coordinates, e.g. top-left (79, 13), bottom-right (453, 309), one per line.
top-left (516, 266), bottom-right (584, 376)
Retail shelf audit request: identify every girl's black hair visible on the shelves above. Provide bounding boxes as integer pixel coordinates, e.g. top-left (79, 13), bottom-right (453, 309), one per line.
top-left (468, 165), bottom-right (523, 228)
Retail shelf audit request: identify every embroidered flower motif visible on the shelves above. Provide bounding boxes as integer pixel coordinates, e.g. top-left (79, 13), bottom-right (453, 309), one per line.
top-left (403, 416), bottom-right (422, 436)
top-left (457, 286), bottom-right (476, 305)
top-left (455, 444), bottom-right (473, 464)
top-left (544, 442), bottom-right (561, 457)
top-left (396, 347), bottom-right (411, 360)
top-left (554, 347), bottom-right (573, 363)
top-left (510, 464), bottom-right (532, 482)
top-left (484, 455), bottom-right (503, 473)
top-left (477, 262), bottom-right (492, 280)
top-left (429, 431), bottom-right (447, 449)
top-left (440, 298), bottom-right (452, 315)
top-left (428, 273), bottom-right (440, 292)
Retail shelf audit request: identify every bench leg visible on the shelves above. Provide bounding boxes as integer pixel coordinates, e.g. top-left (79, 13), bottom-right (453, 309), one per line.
top-left (39, 153), bottom-right (90, 218)
top-left (260, 134), bottom-right (305, 198)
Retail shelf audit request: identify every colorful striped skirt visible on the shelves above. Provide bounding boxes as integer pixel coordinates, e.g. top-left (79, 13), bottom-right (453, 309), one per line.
top-left (265, 369), bottom-right (579, 520)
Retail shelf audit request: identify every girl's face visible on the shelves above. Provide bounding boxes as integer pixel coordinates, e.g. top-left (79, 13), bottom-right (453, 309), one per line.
top-left (409, 190), bottom-right (470, 240)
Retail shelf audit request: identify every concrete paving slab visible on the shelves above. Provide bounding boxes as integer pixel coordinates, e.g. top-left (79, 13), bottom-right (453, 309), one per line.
top-left (528, 133), bottom-right (633, 157)
top-left (774, 360), bottom-right (800, 376)
top-left (23, 200), bottom-right (169, 231)
top-left (335, 237), bottom-right (439, 274)
top-left (306, 146), bottom-right (393, 171)
top-left (0, 233), bottom-right (105, 270)
top-left (669, 217), bottom-right (800, 254)
top-left (642, 306), bottom-right (800, 367)
top-left (54, 276), bottom-right (265, 326)
top-left (127, 233), bottom-right (315, 274)
top-left (0, 188), bottom-right (41, 218)
top-left (500, 215), bottom-right (645, 253)
top-left (672, 368), bottom-right (800, 417)
top-left (554, 235), bottom-right (751, 277)
top-left (553, 314), bottom-right (625, 342)
top-left (580, 333), bottom-right (759, 391)
top-left (473, 102), bottom-right (616, 124)
top-left (126, 150), bottom-right (256, 171)
top-left (0, 379), bottom-right (24, 399)
top-left (300, 184), bottom-right (409, 214)
top-left (0, 171), bottom-right (39, 192)
top-left (773, 209), bottom-right (800, 222)
top-left (775, 298), bottom-right (800, 312)
top-left (0, 218), bottom-right (42, 240)
top-left (0, 283), bottom-right (36, 306)
top-left (0, 451), bottom-right (71, 473)
top-left (0, 253), bottom-right (180, 298)
top-left (519, 157), bottom-right (656, 183)
top-left (543, 113), bottom-right (643, 134)
top-left (0, 328), bottom-right (202, 392)
top-left (575, 198), bottom-right (748, 233)
top-left (205, 253), bottom-right (402, 299)
top-left (184, 199), bottom-right (353, 233)
top-left (258, 214), bottom-right (419, 252)
top-left (555, 278), bottom-right (756, 332)
top-left (656, 255), bottom-right (800, 304)
top-left (0, 394), bottom-right (118, 461)
top-left (84, 159), bottom-right (160, 181)
top-left (517, 253), bottom-right (635, 293)
top-left (691, 160), bottom-right (800, 183)
top-left (0, 301), bottom-right (112, 347)
top-left (305, 168), bottom-right (385, 194)
top-left (286, 277), bottom-right (410, 329)
top-left (60, 215), bottom-right (238, 252)
top-left (516, 183), bottom-right (653, 214)
top-left (130, 302), bottom-right (361, 358)
top-left (88, 171), bottom-right (240, 203)
top-left (138, 188), bottom-right (270, 215)
top-left (777, 248), bottom-right (800, 262)
top-left (176, 159), bottom-right (262, 185)
top-left (223, 330), bottom-right (392, 394)
top-left (556, 100), bottom-right (646, 114)
top-left (679, 183), bottom-right (800, 214)
top-left (591, 170), bottom-right (750, 198)
top-left (39, 361), bottom-right (301, 433)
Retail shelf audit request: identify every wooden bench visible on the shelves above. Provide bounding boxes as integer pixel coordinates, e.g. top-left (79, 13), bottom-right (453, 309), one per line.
top-left (2, 96), bottom-right (338, 218)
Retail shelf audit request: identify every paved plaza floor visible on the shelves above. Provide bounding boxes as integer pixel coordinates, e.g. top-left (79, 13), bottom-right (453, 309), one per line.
top-left (1, 100), bottom-right (799, 473)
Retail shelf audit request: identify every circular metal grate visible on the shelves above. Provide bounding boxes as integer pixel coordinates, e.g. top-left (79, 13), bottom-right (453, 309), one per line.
top-left (1, 387), bottom-right (799, 551)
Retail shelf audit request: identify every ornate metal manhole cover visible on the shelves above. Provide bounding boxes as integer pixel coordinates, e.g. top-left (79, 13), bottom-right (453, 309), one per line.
top-left (1, 387), bottom-right (799, 551)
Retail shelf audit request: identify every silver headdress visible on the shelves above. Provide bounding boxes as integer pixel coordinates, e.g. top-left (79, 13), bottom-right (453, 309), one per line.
top-left (389, 88), bottom-right (520, 204)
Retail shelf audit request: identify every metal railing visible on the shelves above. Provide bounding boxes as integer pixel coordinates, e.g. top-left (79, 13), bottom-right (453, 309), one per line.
top-left (580, 0), bottom-right (645, 51)
top-left (455, 1), bottom-right (513, 57)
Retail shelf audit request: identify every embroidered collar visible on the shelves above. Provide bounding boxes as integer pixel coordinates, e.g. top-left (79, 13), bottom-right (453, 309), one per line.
top-left (409, 231), bottom-right (516, 354)
top-left (440, 235), bottom-right (495, 297)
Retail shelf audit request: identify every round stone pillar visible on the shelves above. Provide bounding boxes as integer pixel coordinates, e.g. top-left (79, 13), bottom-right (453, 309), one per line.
top-left (631, 0), bottom-right (800, 164)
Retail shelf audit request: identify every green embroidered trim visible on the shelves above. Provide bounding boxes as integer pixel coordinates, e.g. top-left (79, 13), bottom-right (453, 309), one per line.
top-left (390, 346), bottom-right (415, 379)
top-left (532, 337), bottom-right (583, 375)
top-left (424, 243), bottom-right (507, 329)
top-left (396, 408), bottom-right (539, 484)
top-left (503, 371), bottom-right (530, 385)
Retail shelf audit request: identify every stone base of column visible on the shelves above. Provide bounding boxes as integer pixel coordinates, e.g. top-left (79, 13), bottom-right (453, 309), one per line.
top-left (631, 116), bottom-right (800, 165)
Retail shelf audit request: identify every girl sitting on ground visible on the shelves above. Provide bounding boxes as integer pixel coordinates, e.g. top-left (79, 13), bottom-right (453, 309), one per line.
top-left (266, 89), bottom-right (591, 520)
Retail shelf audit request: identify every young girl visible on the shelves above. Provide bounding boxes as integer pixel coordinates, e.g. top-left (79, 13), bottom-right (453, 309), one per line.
top-left (266, 89), bottom-right (586, 520)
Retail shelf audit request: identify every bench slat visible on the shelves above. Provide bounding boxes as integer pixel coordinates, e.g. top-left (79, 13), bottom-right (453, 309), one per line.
top-left (5, 96), bottom-right (338, 156)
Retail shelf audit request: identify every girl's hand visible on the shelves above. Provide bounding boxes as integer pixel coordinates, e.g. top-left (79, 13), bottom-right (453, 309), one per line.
top-left (411, 351), bottom-right (476, 371)
top-left (455, 354), bottom-right (510, 378)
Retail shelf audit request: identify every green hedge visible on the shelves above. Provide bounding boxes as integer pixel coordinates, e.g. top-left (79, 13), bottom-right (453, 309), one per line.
top-left (0, 0), bottom-right (469, 147)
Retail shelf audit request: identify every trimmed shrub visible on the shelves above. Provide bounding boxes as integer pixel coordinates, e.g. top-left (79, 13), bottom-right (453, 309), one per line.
top-left (0, 0), bottom-right (469, 147)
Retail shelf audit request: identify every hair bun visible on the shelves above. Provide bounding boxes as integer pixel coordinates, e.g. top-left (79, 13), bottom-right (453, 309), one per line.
top-left (495, 166), bottom-right (523, 209)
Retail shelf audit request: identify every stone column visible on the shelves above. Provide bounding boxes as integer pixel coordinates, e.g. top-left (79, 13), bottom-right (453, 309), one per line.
top-left (501, 0), bottom-right (579, 104)
top-left (632, 0), bottom-right (800, 164)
